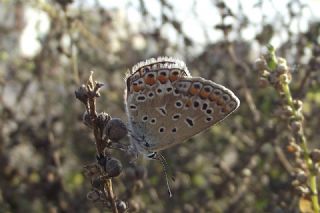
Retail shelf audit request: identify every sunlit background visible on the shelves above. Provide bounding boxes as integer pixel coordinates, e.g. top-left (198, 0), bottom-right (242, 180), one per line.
top-left (1, 0), bottom-right (320, 212)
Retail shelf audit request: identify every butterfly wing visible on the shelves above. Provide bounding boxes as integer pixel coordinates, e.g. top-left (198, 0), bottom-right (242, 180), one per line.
top-left (125, 58), bottom-right (239, 153)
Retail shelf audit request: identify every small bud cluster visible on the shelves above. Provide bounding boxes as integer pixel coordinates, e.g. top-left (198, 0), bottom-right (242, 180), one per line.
top-left (256, 48), bottom-right (320, 210)
top-left (255, 57), bottom-right (292, 90)
top-left (75, 72), bottom-right (129, 212)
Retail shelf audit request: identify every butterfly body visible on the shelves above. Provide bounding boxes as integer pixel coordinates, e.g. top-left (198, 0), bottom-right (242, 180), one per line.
top-left (125, 57), bottom-right (240, 157)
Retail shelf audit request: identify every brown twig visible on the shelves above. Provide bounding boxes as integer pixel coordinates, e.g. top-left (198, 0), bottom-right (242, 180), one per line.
top-left (77, 71), bottom-right (118, 213)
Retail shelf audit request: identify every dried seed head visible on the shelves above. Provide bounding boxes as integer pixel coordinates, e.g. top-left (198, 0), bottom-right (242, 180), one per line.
top-left (83, 163), bottom-right (101, 178)
top-left (287, 142), bottom-right (301, 153)
top-left (296, 186), bottom-right (310, 195)
top-left (255, 58), bottom-right (268, 71)
top-left (258, 77), bottom-right (269, 88)
top-left (290, 121), bottom-right (302, 133)
top-left (97, 112), bottom-right (111, 130)
top-left (282, 105), bottom-right (294, 117)
top-left (277, 64), bottom-right (288, 74)
top-left (310, 149), bottom-right (320, 163)
top-left (293, 100), bottom-right (303, 112)
top-left (103, 118), bottom-right (128, 141)
top-left (259, 69), bottom-right (270, 77)
top-left (75, 84), bottom-right (89, 104)
top-left (135, 180), bottom-right (144, 190)
top-left (291, 179), bottom-right (300, 187)
top-left (279, 74), bottom-right (291, 84)
top-left (296, 171), bottom-right (307, 184)
top-left (105, 157), bottom-right (122, 178)
top-left (117, 200), bottom-right (127, 213)
top-left (91, 177), bottom-right (104, 190)
top-left (87, 190), bottom-right (100, 201)
top-left (129, 200), bottom-right (140, 212)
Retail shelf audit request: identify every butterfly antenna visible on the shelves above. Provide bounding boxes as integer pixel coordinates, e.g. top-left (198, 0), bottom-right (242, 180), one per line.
top-left (156, 153), bottom-right (173, 198)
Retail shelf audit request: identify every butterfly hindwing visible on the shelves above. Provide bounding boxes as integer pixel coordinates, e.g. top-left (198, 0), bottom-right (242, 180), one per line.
top-left (125, 57), bottom-right (240, 154)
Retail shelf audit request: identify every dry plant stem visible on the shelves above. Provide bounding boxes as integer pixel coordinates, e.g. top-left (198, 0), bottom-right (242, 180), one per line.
top-left (105, 179), bottom-right (118, 212)
top-left (283, 83), bottom-right (319, 212)
top-left (268, 47), bottom-right (319, 213)
top-left (86, 72), bottom-right (118, 213)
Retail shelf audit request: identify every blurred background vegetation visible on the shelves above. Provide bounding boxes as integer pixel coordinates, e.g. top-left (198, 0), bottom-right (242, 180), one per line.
top-left (0, 0), bottom-right (320, 212)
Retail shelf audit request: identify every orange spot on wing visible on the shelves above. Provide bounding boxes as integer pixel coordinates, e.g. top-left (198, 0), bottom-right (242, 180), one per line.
top-left (132, 84), bottom-right (141, 92)
top-left (200, 90), bottom-right (210, 99)
top-left (169, 70), bottom-right (180, 82)
top-left (157, 75), bottom-right (168, 84)
top-left (189, 87), bottom-right (200, 95)
top-left (169, 75), bottom-right (179, 82)
top-left (144, 74), bottom-right (156, 85)
top-left (209, 94), bottom-right (223, 105)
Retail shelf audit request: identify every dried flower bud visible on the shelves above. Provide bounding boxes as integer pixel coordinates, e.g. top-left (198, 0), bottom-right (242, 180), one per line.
top-left (310, 149), bottom-right (320, 162)
top-left (290, 121), bottom-right (302, 133)
top-left (287, 142), bottom-right (301, 153)
top-left (87, 190), bottom-right (100, 201)
top-left (129, 200), bottom-right (140, 212)
top-left (103, 118), bottom-right (128, 141)
top-left (105, 157), bottom-right (122, 177)
top-left (255, 58), bottom-right (268, 71)
top-left (117, 200), bottom-right (127, 213)
top-left (259, 69), bottom-right (270, 77)
top-left (91, 177), bottom-right (104, 190)
top-left (277, 64), bottom-right (288, 74)
top-left (75, 84), bottom-right (89, 104)
top-left (83, 163), bottom-right (101, 178)
top-left (277, 57), bottom-right (287, 66)
top-left (293, 100), bottom-right (303, 112)
top-left (279, 74), bottom-right (290, 84)
top-left (296, 171), bottom-right (307, 184)
top-left (291, 179), bottom-right (300, 187)
top-left (97, 112), bottom-right (111, 130)
top-left (258, 77), bottom-right (269, 88)
top-left (135, 180), bottom-right (144, 190)
top-left (282, 105), bottom-right (294, 117)
top-left (82, 111), bottom-right (93, 128)
top-left (296, 186), bottom-right (310, 195)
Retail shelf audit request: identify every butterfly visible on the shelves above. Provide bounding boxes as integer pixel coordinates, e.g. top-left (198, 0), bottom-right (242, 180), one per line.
top-left (124, 56), bottom-right (240, 160)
